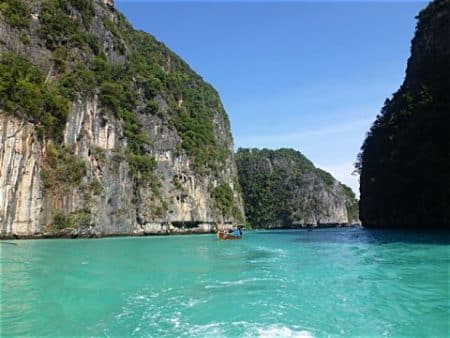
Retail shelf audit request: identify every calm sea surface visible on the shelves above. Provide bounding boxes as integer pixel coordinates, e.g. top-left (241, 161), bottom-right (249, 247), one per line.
top-left (1, 228), bottom-right (449, 337)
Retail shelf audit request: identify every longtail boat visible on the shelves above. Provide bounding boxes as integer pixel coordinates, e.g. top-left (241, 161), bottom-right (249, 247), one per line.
top-left (214, 224), bottom-right (243, 240)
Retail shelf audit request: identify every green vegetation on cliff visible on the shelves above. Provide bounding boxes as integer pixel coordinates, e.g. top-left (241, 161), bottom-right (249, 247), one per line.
top-left (210, 183), bottom-right (243, 222)
top-left (38, 0), bottom-right (95, 50)
top-left (52, 210), bottom-right (92, 230)
top-left (357, 0), bottom-right (450, 228)
top-left (0, 0), bottom-right (243, 230)
top-left (0, 52), bottom-right (69, 142)
top-left (41, 143), bottom-right (86, 192)
top-left (0, 0), bottom-right (31, 28)
top-left (341, 184), bottom-right (359, 222)
top-left (0, 0), bottom-right (230, 171)
top-left (0, 0), bottom-right (233, 181)
top-left (236, 148), bottom-right (358, 228)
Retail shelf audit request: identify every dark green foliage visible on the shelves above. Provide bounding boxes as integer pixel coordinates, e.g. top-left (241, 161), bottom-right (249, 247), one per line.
top-left (95, 62), bottom-right (136, 118)
top-left (124, 120), bottom-right (152, 155)
top-left (172, 108), bottom-right (218, 169)
top-left (66, 0), bottom-right (94, 28)
top-left (211, 183), bottom-right (234, 217)
top-left (58, 62), bottom-right (97, 99)
top-left (38, 0), bottom-right (81, 50)
top-left (50, 47), bottom-right (69, 73)
top-left (170, 81), bottom-right (230, 171)
top-left (316, 168), bottom-right (335, 187)
top-left (102, 17), bottom-right (126, 54)
top-left (85, 34), bottom-right (101, 55)
top-left (90, 14), bottom-right (231, 174)
top-left (52, 210), bottom-right (91, 229)
top-left (342, 184), bottom-right (359, 222)
top-left (128, 154), bottom-right (157, 184)
top-left (19, 32), bottom-right (31, 45)
top-left (357, 0), bottom-right (450, 228)
top-left (95, 64), bottom-right (156, 184)
top-left (125, 29), bottom-right (231, 172)
top-left (236, 149), bottom-right (296, 227)
top-left (38, 0), bottom-right (95, 52)
top-left (143, 78), bottom-right (163, 99)
top-left (91, 15), bottom-right (231, 174)
top-left (211, 182), bottom-right (244, 222)
top-left (41, 143), bottom-right (86, 191)
top-left (172, 176), bottom-right (182, 190)
top-left (52, 212), bottom-right (73, 229)
top-left (415, 0), bottom-right (449, 30)
top-left (99, 82), bottom-right (126, 112)
top-left (144, 100), bottom-right (160, 115)
top-left (0, 52), bottom-right (69, 141)
top-left (237, 148), bottom-right (358, 228)
top-left (0, 0), bottom-right (31, 28)
top-left (90, 180), bottom-right (103, 196)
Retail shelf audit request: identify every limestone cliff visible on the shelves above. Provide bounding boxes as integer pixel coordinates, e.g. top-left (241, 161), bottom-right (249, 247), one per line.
top-left (0, 0), bottom-right (244, 237)
top-left (236, 148), bottom-right (359, 228)
top-left (357, 0), bottom-right (450, 229)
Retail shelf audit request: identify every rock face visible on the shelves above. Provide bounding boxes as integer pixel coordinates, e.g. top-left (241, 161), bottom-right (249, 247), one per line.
top-left (357, 0), bottom-right (450, 229)
top-left (236, 148), bottom-right (359, 228)
top-left (0, 0), bottom-right (244, 237)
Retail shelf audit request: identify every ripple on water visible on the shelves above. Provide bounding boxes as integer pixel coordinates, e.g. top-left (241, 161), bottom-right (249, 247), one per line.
top-left (106, 287), bottom-right (210, 336)
top-left (203, 277), bottom-right (283, 289)
top-left (2, 229), bottom-right (449, 337)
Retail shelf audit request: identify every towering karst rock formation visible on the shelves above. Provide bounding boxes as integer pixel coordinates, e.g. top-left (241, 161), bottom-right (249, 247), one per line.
top-left (358, 0), bottom-right (450, 228)
top-left (0, 0), bottom-right (244, 237)
top-left (236, 148), bottom-right (359, 228)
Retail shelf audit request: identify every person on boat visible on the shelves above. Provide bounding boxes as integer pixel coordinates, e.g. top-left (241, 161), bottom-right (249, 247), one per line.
top-left (231, 226), bottom-right (243, 237)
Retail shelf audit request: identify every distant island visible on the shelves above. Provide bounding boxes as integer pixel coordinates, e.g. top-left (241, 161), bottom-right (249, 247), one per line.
top-left (236, 148), bottom-right (358, 229)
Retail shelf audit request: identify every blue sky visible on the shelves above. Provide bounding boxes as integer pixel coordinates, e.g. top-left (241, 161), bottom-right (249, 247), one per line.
top-left (116, 0), bottom-right (426, 196)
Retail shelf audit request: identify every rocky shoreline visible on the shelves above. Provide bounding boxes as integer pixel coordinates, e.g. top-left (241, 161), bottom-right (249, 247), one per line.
top-left (0, 222), bottom-right (362, 240)
top-left (0, 222), bottom-right (216, 239)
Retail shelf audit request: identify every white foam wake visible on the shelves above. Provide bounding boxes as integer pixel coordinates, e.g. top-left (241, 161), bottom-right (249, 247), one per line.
top-left (256, 325), bottom-right (313, 338)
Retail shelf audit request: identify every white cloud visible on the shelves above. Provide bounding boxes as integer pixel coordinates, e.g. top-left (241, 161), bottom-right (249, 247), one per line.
top-left (236, 117), bottom-right (372, 148)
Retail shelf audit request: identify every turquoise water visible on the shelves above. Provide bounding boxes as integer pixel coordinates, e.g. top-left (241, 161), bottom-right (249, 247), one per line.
top-left (1, 228), bottom-right (449, 337)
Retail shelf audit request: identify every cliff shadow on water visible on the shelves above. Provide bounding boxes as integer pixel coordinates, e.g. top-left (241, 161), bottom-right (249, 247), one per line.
top-left (257, 228), bottom-right (450, 245)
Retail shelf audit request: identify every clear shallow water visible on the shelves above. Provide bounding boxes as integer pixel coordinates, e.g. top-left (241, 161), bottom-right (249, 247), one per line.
top-left (1, 228), bottom-right (449, 337)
